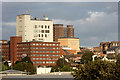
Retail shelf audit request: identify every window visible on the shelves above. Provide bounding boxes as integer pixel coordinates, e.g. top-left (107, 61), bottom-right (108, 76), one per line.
top-left (45, 30), bottom-right (49, 33)
top-left (43, 61), bottom-right (45, 64)
top-left (43, 58), bottom-right (45, 60)
top-left (40, 61), bottom-right (42, 63)
top-left (43, 44), bottom-right (45, 46)
top-left (41, 25), bottom-right (43, 28)
top-left (40, 58), bottom-right (42, 60)
top-left (43, 47), bottom-right (45, 49)
top-left (43, 54), bottom-right (45, 56)
top-left (39, 34), bottom-right (40, 37)
top-left (40, 54), bottom-right (42, 56)
top-left (33, 43), bottom-right (35, 45)
top-left (36, 61), bottom-right (39, 64)
top-left (45, 34), bottom-right (47, 37)
top-left (45, 25), bottom-right (47, 28)
top-left (43, 51), bottom-right (45, 53)
top-left (33, 54), bottom-right (35, 56)
top-left (36, 58), bottom-right (39, 60)
top-left (33, 58), bottom-right (35, 60)
top-left (41, 30), bottom-right (44, 33)
top-left (36, 51), bottom-right (39, 53)
top-left (42, 34), bottom-right (43, 37)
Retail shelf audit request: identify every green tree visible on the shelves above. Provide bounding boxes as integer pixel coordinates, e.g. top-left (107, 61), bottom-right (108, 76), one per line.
top-left (15, 60), bottom-right (20, 64)
top-left (72, 59), bottom-right (120, 80)
top-left (51, 58), bottom-right (72, 72)
top-left (21, 56), bottom-right (33, 64)
top-left (14, 62), bottom-right (36, 74)
top-left (4, 61), bottom-right (9, 67)
top-left (81, 51), bottom-right (94, 64)
top-left (2, 63), bottom-right (8, 71)
top-left (2, 58), bottom-right (5, 62)
top-left (14, 62), bottom-right (26, 71)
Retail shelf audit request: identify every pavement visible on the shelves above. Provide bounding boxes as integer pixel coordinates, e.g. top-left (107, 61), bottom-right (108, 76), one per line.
top-left (1, 72), bottom-right (74, 80)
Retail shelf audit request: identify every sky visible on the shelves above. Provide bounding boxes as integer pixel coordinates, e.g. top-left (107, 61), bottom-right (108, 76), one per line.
top-left (2, 2), bottom-right (118, 48)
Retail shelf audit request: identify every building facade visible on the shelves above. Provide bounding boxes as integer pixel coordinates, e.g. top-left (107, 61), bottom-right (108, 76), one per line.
top-left (16, 14), bottom-right (53, 42)
top-left (58, 37), bottom-right (80, 51)
top-left (17, 41), bottom-right (61, 67)
top-left (53, 24), bottom-right (74, 41)
top-left (0, 40), bottom-right (10, 61)
top-left (100, 41), bottom-right (120, 51)
top-left (10, 36), bottom-right (22, 66)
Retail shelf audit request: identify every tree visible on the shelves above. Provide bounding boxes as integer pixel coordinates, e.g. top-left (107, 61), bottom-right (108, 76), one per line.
top-left (14, 62), bottom-right (26, 71)
top-left (72, 59), bottom-right (120, 80)
top-left (15, 60), bottom-right (20, 64)
top-left (2, 58), bottom-right (5, 62)
top-left (14, 56), bottom-right (36, 74)
top-left (51, 58), bottom-right (72, 72)
top-left (81, 51), bottom-right (94, 64)
top-left (21, 56), bottom-right (33, 64)
top-left (14, 62), bottom-right (36, 74)
top-left (4, 61), bottom-right (9, 67)
top-left (2, 63), bottom-right (8, 71)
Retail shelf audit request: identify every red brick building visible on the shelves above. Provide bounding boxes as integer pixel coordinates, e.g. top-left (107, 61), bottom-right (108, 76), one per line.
top-left (0, 40), bottom-right (10, 61)
top-left (1, 36), bottom-right (64, 67)
top-left (10, 36), bottom-right (22, 66)
top-left (17, 41), bottom-right (62, 67)
top-left (53, 24), bottom-right (74, 41)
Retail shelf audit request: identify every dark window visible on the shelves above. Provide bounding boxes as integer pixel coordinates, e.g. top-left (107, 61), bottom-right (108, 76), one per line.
top-left (41, 30), bottom-right (44, 33)
top-left (41, 25), bottom-right (43, 28)
top-left (45, 25), bottom-right (47, 28)
top-left (42, 34), bottom-right (43, 37)
top-left (45, 34), bottom-right (47, 37)
top-left (39, 34), bottom-right (40, 37)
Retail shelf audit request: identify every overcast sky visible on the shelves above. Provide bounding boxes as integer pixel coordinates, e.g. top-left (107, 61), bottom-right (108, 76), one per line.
top-left (2, 2), bottom-right (118, 48)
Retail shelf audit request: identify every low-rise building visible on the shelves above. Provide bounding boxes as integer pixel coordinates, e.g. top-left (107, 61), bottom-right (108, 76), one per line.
top-left (58, 37), bottom-right (80, 53)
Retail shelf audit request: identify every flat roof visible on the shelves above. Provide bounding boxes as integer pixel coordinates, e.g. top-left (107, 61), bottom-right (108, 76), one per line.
top-left (58, 37), bottom-right (79, 39)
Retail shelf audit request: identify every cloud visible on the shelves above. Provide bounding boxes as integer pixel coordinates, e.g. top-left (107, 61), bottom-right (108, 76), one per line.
top-left (3, 22), bottom-right (16, 27)
top-left (53, 12), bottom-right (118, 47)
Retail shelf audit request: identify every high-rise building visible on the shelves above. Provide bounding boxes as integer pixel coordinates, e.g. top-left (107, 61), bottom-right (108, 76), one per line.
top-left (16, 14), bottom-right (53, 42)
top-left (53, 24), bottom-right (74, 41)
